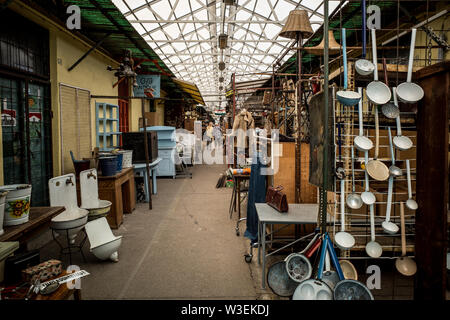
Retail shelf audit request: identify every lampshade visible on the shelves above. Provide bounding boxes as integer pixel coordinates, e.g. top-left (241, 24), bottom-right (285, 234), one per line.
top-left (218, 34), bottom-right (228, 49)
top-left (219, 62), bottom-right (225, 71)
top-left (279, 10), bottom-right (313, 39)
top-left (304, 30), bottom-right (342, 56)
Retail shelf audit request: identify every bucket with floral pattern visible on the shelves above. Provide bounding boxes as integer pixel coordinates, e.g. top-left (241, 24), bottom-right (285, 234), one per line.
top-left (4, 195), bottom-right (31, 226)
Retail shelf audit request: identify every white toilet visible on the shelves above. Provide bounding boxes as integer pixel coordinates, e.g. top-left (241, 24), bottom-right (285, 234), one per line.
top-left (49, 174), bottom-right (88, 244)
top-left (85, 217), bottom-right (122, 262)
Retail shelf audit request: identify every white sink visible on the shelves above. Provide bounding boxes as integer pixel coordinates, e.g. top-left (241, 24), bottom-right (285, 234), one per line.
top-left (85, 217), bottom-right (122, 262)
top-left (79, 169), bottom-right (112, 220)
top-left (49, 173), bottom-right (88, 243)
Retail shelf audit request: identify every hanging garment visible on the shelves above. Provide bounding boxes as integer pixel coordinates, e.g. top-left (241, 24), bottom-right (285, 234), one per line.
top-left (231, 110), bottom-right (255, 149)
top-left (244, 155), bottom-right (267, 243)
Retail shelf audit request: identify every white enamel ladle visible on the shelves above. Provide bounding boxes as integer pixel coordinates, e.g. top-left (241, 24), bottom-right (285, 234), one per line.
top-left (366, 202), bottom-right (383, 258)
top-left (346, 146), bottom-right (363, 210)
top-left (387, 127), bottom-right (402, 177)
top-left (335, 178), bottom-right (356, 250)
top-left (366, 28), bottom-right (391, 106)
top-left (396, 29), bottom-right (424, 104)
top-left (382, 127), bottom-right (400, 234)
top-left (395, 202), bottom-right (417, 276)
top-left (382, 175), bottom-right (399, 235)
top-left (406, 160), bottom-right (418, 210)
top-left (393, 88), bottom-right (413, 151)
top-left (354, 87), bottom-right (373, 152)
top-left (361, 151), bottom-right (376, 205)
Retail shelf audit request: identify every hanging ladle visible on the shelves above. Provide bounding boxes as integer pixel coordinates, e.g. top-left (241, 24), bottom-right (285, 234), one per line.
top-left (395, 202), bottom-right (417, 276)
top-left (336, 177), bottom-right (356, 250)
top-left (387, 127), bottom-right (402, 177)
top-left (366, 28), bottom-right (391, 106)
top-left (336, 28), bottom-right (361, 106)
top-left (381, 174), bottom-right (399, 235)
top-left (381, 58), bottom-right (400, 119)
top-left (405, 160), bottom-right (418, 210)
top-left (346, 146), bottom-right (363, 210)
top-left (396, 29), bottom-right (424, 104)
top-left (366, 202), bottom-right (383, 258)
top-left (361, 151), bottom-right (376, 205)
top-left (355, 0), bottom-right (375, 76)
top-left (392, 88), bottom-right (413, 151)
top-left (366, 103), bottom-right (390, 181)
top-left (354, 87), bottom-right (373, 152)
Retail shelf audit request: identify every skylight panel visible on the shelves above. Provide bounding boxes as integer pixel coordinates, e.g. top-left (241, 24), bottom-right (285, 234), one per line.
top-left (131, 23), bottom-right (146, 35)
top-left (152, 1), bottom-right (171, 20)
top-left (255, 0), bottom-right (272, 18)
top-left (112, 0), bottom-right (129, 13)
top-left (126, 0), bottom-right (146, 11)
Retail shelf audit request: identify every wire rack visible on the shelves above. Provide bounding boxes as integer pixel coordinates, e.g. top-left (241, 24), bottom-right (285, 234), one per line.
top-left (331, 81), bottom-right (417, 260)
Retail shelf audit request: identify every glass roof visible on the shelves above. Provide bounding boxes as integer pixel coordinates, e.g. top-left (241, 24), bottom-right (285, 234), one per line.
top-left (112, 0), bottom-right (342, 109)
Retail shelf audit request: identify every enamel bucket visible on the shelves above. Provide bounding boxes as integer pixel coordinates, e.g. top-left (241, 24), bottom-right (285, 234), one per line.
top-left (0, 184), bottom-right (32, 226)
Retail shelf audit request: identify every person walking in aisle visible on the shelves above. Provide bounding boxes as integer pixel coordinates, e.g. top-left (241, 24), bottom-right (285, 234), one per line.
top-left (204, 122), bottom-right (214, 150)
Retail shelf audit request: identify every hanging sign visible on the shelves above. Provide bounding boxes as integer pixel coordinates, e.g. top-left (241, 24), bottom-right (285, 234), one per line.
top-left (2, 109), bottom-right (16, 127)
top-left (133, 75), bottom-right (160, 98)
top-left (29, 112), bottom-right (42, 123)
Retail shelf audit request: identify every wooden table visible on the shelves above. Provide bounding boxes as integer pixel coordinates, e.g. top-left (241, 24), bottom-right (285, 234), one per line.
top-left (1, 271), bottom-right (81, 300)
top-left (97, 167), bottom-right (135, 229)
top-left (0, 207), bottom-right (65, 249)
top-left (34, 271), bottom-right (81, 300)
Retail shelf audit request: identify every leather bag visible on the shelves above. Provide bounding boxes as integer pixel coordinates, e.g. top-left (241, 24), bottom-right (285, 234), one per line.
top-left (266, 185), bottom-right (289, 212)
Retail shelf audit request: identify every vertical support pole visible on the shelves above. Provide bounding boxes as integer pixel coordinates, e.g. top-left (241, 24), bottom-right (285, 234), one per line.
top-left (295, 33), bottom-right (303, 204)
top-left (141, 98), bottom-right (152, 210)
top-left (271, 66), bottom-right (275, 127)
top-left (24, 79), bottom-right (32, 185)
top-left (321, 0), bottom-right (330, 234)
top-left (232, 73), bottom-right (236, 122)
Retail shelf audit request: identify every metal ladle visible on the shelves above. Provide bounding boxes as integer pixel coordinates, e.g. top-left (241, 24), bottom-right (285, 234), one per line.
top-left (366, 104), bottom-right (390, 181)
top-left (382, 127), bottom-right (400, 234)
top-left (396, 29), bottom-right (424, 104)
top-left (366, 202), bottom-right (383, 258)
top-left (366, 28), bottom-right (391, 106)
top-left (382, 175), bottom-right (399, 235)
top-left (336, 28), bottom-right (361, 106)
top-left (354, 87), bottom-right (373, 152)
top-left (381, 58), bottom-right (400, 119)
top-left (395, 202), bottom-right (417, 276)
top-left (355, 0), bottom-right (374, 76)
top-left (387, 127), bottom-right (402, 177)
top-left (346, 146), bottom-right (363, 210)
top-left (406, 160), bottom-right (418, 210)
top-left (336, 178), bottom-right (356, 250)
top-left (393, 88), bottom-right (413, 151)
top-left (361, 151), bottom-right (376, 205)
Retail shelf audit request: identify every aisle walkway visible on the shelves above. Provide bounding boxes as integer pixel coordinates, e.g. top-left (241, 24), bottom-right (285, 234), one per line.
top-left (41, 164), bottom-right (257, 299)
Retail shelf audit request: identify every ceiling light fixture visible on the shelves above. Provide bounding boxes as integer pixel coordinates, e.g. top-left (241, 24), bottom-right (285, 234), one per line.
top-left (219, 62), bottom-right (226, 71)
top-left (223, 0), bottom-right (236, 6)
top-left (218, 34), bottom-right (228, 49)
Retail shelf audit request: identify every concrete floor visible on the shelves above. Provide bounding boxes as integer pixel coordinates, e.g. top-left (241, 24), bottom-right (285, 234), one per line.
top-left (36, 164), bottom-right (448, 300)
top-left (40, 164), bottom-right (258, 299)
